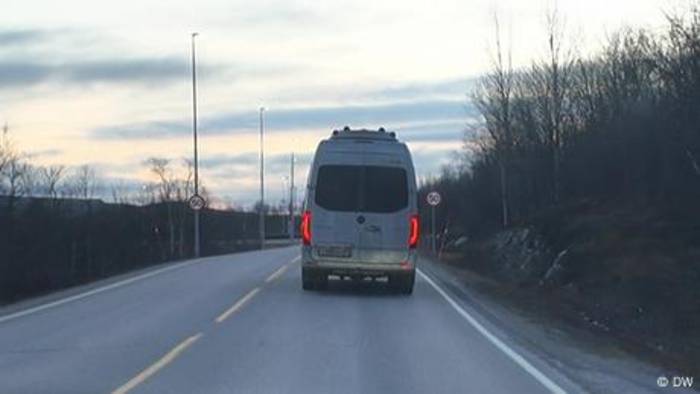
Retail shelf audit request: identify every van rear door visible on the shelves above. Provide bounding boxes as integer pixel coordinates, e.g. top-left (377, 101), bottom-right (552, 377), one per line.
top-left (311, 158), bottom-right (362, 261)
top-left (310, 150), bottom-right (412, 264)
top-left (356, 153), bottom-right (411, 263)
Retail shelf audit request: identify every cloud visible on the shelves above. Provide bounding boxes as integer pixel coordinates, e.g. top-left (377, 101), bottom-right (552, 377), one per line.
top-left (401, 129), bottom-right (464, 143)
top-left (25, 148), bottom-right (64, 159)
top-left (200, 151), bottom-right (312, 174)
top-left (0, 57), bottom-right (218, 89)
top-left (65, 57), bottom-right (190, 84)
top-left (0, 28), bottom-right (227, 89)
top-left (235, 3), bottom-right (324, 27)
top-left (262, 100), bottom-right (473, 130)
top-left (371, 77), bottom-right (477, 101)
top-left (396, 120), bottom-right (467, 143)
top-left (90, 99), bottom-right (475, 140)
top-left (0, 62), bottom-right (52, 87)
top-left (265, 152), bottom-right (312, 173)
top-left (0, 29), bottom-right (48, 46)
top-left (409, 147), bottom-right (464, 179)
top-left (200, 152), bottom-right (258, 169)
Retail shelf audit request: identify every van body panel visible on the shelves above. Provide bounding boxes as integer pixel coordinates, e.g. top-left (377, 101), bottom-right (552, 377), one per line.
top-left (302, 129), bottom-right (418, 277)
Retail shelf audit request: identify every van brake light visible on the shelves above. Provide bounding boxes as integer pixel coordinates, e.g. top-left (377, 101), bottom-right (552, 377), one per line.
top-left (409, 214), bottom-right (419, 248)
top-left (301, 210), bottom-right (312, 245)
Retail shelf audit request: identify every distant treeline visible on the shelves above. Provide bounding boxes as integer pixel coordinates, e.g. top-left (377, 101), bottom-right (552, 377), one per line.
top-left (0, 196), bottom-right (292, 303)
top-left (0, 136), bottom-right (295, 302)
top-left (419, 7), bottom-right (700, 237)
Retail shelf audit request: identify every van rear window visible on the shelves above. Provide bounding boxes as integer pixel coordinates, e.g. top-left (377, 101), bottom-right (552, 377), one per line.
top-left (315, 165), bottom-right (408, 213)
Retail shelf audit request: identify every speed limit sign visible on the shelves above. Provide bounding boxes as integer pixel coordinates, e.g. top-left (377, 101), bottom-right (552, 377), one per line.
top-left (426, 191), bottom-right (441, 206)
top-left (427, 191), bottom-right (441, 254)
top-left (188, 194), bottom-right (206, 211)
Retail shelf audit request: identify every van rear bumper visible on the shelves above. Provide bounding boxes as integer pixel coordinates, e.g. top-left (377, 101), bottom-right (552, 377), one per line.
top-left (301, 246), bottom-right (415, 276)
top-left (303, 261), bottom-right (413, 277)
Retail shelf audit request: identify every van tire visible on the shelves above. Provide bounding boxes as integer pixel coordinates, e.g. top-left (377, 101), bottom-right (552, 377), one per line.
top-left (302, 268), bottom-right (316, 290)
top-left (316, 274), bottom-right (328, 291)
top-left (392, 271), bottom-right (415, 295)
top-left (302, 277), bottom-right (315, 291)
top-left (302, 268), bottom-right (327, 291)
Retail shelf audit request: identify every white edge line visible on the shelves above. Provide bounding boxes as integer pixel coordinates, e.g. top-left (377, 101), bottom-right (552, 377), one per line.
top-left (0, 259), bottom-right (197, 324)
top-left (112, 332), bottom-right (203, 394)
top-left (264, 255), bottom-right (300, 283)
top-left (417, 269), bottom-right (566, 394)
top-left (215, 287), bottom-right (261, 323)
top-left (265, 265), bottom-right (289, 283)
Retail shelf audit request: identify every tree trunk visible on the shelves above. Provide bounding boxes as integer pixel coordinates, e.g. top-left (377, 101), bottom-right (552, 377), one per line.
top-left (167, 204), bottom-right (175, 258)
top-left (553, 143), bottom-right (561, 203)
top-left (499, 160), bottom-right (509, 227)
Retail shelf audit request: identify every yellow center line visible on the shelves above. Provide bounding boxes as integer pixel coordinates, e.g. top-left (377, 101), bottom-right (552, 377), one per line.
top-left (112, 255), bottom-right (300, 393)
top-left (215, 287), bottom-right (260, 323)
top-left (265, 265), bottom-right (289, 283)
top-left (112, 333), bottom-right (203, 394)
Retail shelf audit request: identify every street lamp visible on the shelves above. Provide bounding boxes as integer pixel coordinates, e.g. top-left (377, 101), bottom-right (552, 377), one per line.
top-left (191, 32), bottom-right (201, 258)
top-left (289, 152), bottom-right (295, 241)
top-left (282, 175), bottom-right (290, 237)
top-left (259, 106), bottom-right (265, 250)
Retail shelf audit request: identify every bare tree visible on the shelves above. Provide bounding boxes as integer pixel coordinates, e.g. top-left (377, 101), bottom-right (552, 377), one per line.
top-left (5, 158), bottom-right (25, 198)
top-left (146, 157), bottom-right (176, 257)
top-left (145, 157), bottom-right (199, 258)
top-left (19, 165), bottom-right (41, 197)
top-left (0, 122), bottom-right (10, 183)
top-left (110, 181), bottom-right (131, 204)
top-left (62, 165), bottom-right (100, 279)
top-left (40, 165), bottom-right (66, 200)
top-left (132, 183), bottom-right (157, 206)
top-left (0, 125), bottom-right (27, 199)
top-left (174, 159), bottom-right (193, 258)
top-left (147, 158), bottom-right (174, 201)
top-left (472, 12), bottom-right (515, 227)
top-left (519, 5), bottom-right (575, 203)
top-left (66, 165), bottom-right (98, 200)
top-left (660, 7), bottom-right (700, 180)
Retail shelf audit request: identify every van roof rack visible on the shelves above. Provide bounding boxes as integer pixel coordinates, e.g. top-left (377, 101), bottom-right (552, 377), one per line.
top-left (331, 126), bottom-right (397, 140)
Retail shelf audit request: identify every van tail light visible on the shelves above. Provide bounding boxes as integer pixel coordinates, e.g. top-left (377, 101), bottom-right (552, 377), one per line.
top-left (408, 214), bottom-right (420, 249)
top-left (301, 210), bottom-right (312, 245)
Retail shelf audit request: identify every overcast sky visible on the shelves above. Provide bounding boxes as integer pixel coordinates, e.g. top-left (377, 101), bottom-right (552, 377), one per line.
top-left (0, 0), bottom-right (675, 207)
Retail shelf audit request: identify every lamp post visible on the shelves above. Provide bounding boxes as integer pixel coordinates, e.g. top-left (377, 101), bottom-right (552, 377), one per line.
top-left (259, 107), bottom-right (265, 250)
top-left (190, 32), bottom-right (201, 258)
top-left (282, 175), bottom-right (289, 236)
top-left (289, 152), bottom-right (295, 240)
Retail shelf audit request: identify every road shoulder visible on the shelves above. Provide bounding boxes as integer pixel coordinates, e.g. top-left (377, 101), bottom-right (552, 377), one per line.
top-left (419, 255), bottom-right (677, 394)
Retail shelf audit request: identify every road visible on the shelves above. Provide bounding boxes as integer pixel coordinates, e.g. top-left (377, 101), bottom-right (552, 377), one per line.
top-left (0, 246), bottom-right (589, 393)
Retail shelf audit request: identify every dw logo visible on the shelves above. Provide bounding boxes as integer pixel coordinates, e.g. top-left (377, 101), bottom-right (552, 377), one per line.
top-left (657, 376), bottom-right (694, 388)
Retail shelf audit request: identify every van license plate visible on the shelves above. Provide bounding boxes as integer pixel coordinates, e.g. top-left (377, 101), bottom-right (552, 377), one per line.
top-left (317, 245), bottom-right (352, 258)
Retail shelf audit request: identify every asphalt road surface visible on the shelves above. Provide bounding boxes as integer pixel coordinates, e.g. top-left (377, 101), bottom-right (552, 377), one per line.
top-left (0, 246), bottom-right (637, 393)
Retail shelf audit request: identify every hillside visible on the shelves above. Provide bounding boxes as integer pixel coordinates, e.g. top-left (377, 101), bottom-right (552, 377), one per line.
top-left (438, 199), bottom-right (700, 377)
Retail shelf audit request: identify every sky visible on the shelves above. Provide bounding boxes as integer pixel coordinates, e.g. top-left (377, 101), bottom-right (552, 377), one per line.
top-left (0, 0), bottom-right (677, 208)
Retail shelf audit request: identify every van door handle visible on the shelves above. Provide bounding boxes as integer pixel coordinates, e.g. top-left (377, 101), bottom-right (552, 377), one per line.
top-left (364, 225), bottom-right (381, 233)
top-left (356, 215), bottom-right (365, 224)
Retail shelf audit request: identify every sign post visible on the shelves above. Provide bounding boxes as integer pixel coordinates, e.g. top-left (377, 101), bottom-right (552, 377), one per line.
top-left (426, 191), bottom-right (441, 254)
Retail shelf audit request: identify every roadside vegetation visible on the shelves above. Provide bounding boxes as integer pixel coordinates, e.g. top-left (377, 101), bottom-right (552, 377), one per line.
top-left (0, 132), bottom-right (292, 303)
top-left (419, 7), bottom-right (700, 375)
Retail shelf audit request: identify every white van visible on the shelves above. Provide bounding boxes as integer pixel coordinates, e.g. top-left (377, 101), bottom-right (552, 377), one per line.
top-left (300, 127), bottom-right (420, 294)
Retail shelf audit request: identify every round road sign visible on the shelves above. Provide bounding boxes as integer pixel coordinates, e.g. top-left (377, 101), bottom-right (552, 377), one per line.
top-left (426, 191), bottom-right (441, 206)
top-left (188, 194), bottom-right (206, 210)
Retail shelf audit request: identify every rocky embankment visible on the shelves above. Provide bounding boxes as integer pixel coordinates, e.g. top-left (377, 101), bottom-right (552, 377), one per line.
top-left (439, 201), bottom-right (700, 377)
